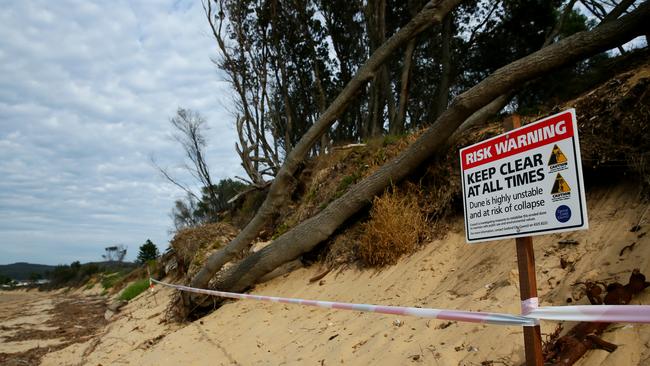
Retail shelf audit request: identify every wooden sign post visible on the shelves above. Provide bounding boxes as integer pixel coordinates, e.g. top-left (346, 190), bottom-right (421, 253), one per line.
top-left (505, 115), bottom-right (543, 366)
top-left (460, 109), bottom-right (588, 365)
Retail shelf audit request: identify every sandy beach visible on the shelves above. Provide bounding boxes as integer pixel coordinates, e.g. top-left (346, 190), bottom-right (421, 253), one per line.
top-left (0, 289), bottom-right (106, 365)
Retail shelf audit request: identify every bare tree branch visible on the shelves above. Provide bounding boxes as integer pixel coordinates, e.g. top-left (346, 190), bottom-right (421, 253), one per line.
top-left (544, 0), bottom-right (579, 47)
top-left (601, 0), bottom-right (637, 23)
top-left (150, 156), bottom-right (201, 202)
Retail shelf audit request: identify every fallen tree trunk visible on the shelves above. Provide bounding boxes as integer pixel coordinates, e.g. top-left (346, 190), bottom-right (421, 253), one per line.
top-left (544, 269), bottom-right (650, 365)
top-left (213, 3), bottom-right (650, 294)
top-left (189, 0), bottom-right (462, 295)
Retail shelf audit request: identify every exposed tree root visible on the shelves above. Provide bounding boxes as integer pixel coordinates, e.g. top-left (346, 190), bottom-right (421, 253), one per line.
top-left (309, 268), bottom-right (332, 283)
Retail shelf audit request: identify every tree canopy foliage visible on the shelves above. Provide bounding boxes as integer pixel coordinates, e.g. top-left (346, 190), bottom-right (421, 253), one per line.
top-left (136, 239), bottom-right (160, 264)
top-left (160, 1), bottom-right (643, 235)
top-left (170, 179), bottom-right (247, 230)
top-left (206, 0), bottom-right (618, 165)
top-left (102, 244), bottom-right (127, 262)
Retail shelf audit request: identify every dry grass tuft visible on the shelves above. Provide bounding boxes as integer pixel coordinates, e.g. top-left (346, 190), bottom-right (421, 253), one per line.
top-left (290, 133), bottom-right (421, 225)
top-left (323, 223), bottom-right (363, 269)
top-left (567, 64), bottom-right (650, 191)
top-left (357, 187), bottom-right (426, 267)
top-left (169, 222), bottom-right (239, 277)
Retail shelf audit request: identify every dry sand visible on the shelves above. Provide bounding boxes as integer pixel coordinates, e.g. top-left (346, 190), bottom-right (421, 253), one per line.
top-left (30, 181), bottom-right (649, 365)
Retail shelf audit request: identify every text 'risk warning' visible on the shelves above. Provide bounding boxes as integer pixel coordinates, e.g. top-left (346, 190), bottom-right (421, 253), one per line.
top-left (459, 109), bottom-right (588, 243)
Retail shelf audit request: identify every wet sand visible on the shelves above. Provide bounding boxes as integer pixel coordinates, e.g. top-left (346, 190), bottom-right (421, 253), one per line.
top-left (0, 289), bottom-right (106, 365)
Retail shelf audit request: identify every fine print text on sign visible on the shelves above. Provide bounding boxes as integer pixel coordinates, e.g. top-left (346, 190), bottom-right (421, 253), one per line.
top-left (460, 109), bottom-right (588, 243)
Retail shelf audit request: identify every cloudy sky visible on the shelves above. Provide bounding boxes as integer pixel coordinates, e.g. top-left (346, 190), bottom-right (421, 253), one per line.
top-left (0, 0), bottom-right (244, 265)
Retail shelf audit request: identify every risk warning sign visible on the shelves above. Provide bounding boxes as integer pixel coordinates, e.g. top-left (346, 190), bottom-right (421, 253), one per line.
top-left (460, 109), bottom-right (588, 243)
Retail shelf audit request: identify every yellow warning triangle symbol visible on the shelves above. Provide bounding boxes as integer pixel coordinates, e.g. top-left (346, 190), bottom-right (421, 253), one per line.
top-left (548, 144), bottom-right (568, 165)
top-left (551, 173), bottom-right (571, 194)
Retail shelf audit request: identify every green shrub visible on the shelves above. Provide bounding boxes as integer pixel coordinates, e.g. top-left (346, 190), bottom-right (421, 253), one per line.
top-left (272, 220), bottom-right (294, 240)
top-left (118, 278), bottom-right (150, 301)
top-left (146, 259), bottom-right (158, 272)
top-left (101, 273), bottom-right (122, 289)
top-left (335, 172), bottom-right (361, 198)
top-left (306, 186), bottom-right (318, 202)
top-left (382, 134), bottom-right (403, 146)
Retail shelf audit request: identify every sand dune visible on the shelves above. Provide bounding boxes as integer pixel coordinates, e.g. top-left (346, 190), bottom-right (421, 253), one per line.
top-left (23, 181), bottom-right (648, 365)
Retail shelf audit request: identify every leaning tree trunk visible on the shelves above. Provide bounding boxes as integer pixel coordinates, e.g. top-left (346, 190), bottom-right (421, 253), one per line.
top-left (188, 0), bottom-right (462, 297)
top-left (432, 12), bottom-right (453, 120)
top-left (392, 0), bottom-right (425, 135)
top-left (392, 37), bottom-right (416, 135)
top-left (213, 3), bottom-right (650, 293)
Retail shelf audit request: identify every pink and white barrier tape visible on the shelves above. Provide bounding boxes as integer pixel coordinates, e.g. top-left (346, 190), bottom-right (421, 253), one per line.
top-left (521, 297), bottom-right (650, 323)
top-left (527, 304), bottom-right (650, 323)
top-left (151, 279), bottom-right (534, 326)
top-left (150, 279), bottom-right (650, 326)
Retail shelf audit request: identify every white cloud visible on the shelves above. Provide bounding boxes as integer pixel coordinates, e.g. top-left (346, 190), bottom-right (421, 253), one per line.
top-left (0, 0), bottom-right (244, 265)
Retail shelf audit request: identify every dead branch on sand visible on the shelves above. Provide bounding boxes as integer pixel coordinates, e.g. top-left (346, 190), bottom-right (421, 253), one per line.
top-left (544, 269), bottom-right (650, 365)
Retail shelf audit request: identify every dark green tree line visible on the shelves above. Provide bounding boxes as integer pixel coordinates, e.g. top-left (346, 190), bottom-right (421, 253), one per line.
top-left (206, 0), bottom-right (608, 157)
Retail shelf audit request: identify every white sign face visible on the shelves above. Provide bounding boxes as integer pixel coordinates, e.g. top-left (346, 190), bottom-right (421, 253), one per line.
top-left (460, 109), bottom-right (588, 243)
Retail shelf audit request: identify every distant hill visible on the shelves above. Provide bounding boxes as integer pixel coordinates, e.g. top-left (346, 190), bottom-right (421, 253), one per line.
top-left (0, 262), bottom-right (55, 280)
